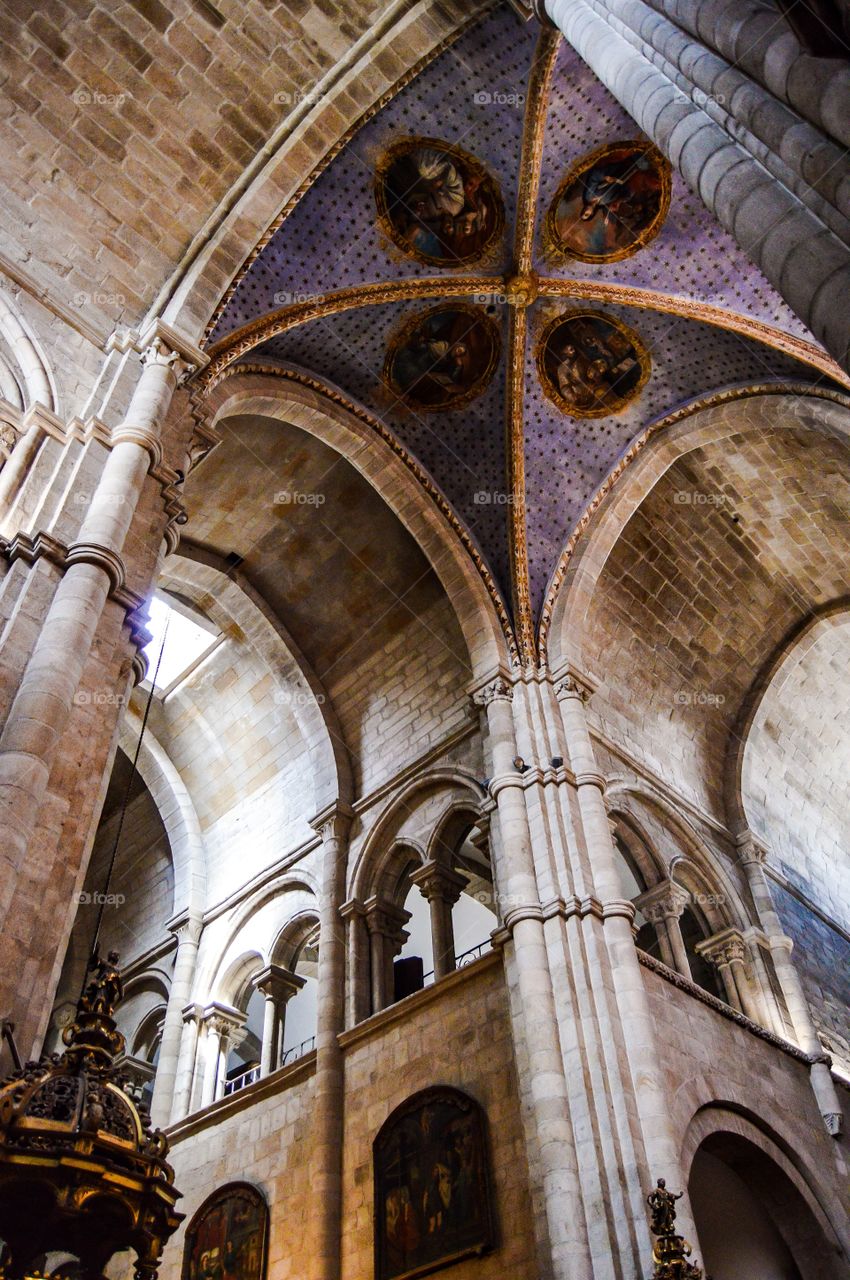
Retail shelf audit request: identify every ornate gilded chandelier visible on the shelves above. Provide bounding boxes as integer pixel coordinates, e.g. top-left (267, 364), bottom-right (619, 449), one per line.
top-left (0, 950), bottom-right (183, 1280)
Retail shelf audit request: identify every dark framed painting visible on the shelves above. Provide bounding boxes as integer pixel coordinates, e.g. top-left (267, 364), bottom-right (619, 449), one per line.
top-left (536, 310), bottom-right (650, 418)
top-left (375, 137), bottom-right (504, 266)
top-left (374, 1086), bottom-right (495, 1280)
top-left (182, 1182), bottom-right (268, 1280)
top-left (546, 141), bottom-right (671, 263)
top-left (384, 303), bottom-right (501, 412)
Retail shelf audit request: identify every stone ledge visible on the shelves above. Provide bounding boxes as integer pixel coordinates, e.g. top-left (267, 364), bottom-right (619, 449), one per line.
top-left (338, 949), bottom-right (502, 1051)
top-left (638, 948), bottom-right (817, 1066)
top-left (165, 1049), bottom-right (316, 1143)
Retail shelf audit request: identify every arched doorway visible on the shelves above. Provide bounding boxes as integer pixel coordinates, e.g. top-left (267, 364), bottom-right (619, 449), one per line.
top-left (689, 1132), bottom-right (846, 1280)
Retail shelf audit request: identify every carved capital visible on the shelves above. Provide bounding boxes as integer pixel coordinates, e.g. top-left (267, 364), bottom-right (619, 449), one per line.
top-left (555, 672), bottom-right (592, 703)
top-left (409, 860), bottom-right (468, 906)
top-left (168, 910), bottom-right (203, 947)
top-left (735, 832), bottom-right (769, 867)
top-left (695, 927), bottom-right (747, 969)
top-left (201, 1002), bottom-right (245, 1043)
top-left (472, 677), bottom-right (513, 708)
top-left (137, 319), bottom-right (208, 386)
top-left (637, 880), bottom-right (691, 924)
top-left (253, 964), bottom-right (305, 1005)
top-left (364, 896), bottom-right (410, 950)
top-left (311, 800), bottom-right (355, 845)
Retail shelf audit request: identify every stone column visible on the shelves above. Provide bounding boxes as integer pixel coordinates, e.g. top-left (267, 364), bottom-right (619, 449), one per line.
top-left (364, 897), bottom-right (410, 1012)
top-left (149, 910), bottom-right (202, 1127)
top-left (473, 675), bottom-right (592, 1280)
top-left (310, 802), bottom-right (354, 1280)
top-left (556, 673), bottom-right (699, 1253)
top-left (737, 836), bottom-right (844, 1135)
top-left (199, 1004), bottom-right (245, 1108)
top-left (539, 0), bottom-right (850, 374)
top-left (409, 860), bottom-right (468, 978)
top-left (0, 322), bottom-right (204, 1056)
top-left (254, 964), bottom-right (305, 1077)
top-left (340, 898), bottom-right (370, 1026)
top-left (170, 1002), bottom-right (203, 1123)
top-left (636, 881), bottom-right (691, 978)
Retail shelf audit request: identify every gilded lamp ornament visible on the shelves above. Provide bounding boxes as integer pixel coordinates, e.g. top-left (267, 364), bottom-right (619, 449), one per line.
top-left (0, 952), bottom-right (183, 1280)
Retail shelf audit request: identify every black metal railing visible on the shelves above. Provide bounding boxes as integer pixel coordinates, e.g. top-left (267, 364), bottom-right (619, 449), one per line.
top-left (420, 936), bottom-right (493, 987)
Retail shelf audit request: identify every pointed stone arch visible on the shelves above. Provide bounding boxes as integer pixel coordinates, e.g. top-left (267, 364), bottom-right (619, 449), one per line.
top-left (541, 386), bottom-right (850, 670)
top-left (191, 369), bottom-right (515, 677)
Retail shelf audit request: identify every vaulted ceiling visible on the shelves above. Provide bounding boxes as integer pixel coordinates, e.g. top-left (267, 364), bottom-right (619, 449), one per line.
top-left (194, 4), bottom-right (850, 662)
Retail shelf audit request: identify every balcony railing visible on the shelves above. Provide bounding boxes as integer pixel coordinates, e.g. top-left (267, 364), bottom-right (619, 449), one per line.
top-left (222, 1036), bottom-right (317, 1098)
top-left (421, 936), bottom-right (493, 987)
top-left (223, 1063), bottom-right (260, 1097)
top-left (280, 1035), bottom-right (316, 1067)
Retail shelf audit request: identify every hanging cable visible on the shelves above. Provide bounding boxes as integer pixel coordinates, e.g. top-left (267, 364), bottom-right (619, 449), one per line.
top-left (84, 606), bottom-right (171, 984)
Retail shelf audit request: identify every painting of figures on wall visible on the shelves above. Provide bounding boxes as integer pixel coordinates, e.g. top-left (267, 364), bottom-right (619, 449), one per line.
top-left (376, 138), bottom-right (504, 265)
top-left (547, 141), bottom-right (670, 263)
top-left (384, 303), bottom-right (501, 411)
top-left (374, 1086), bottom-right (495, 1280)
top-left (182, 1183), bottom-right (268, 1280)
top-left (537, 310), bottom-right (650, 418)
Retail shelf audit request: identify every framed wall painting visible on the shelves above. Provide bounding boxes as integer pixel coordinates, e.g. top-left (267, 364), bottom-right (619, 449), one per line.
top-left (374, 1086), bottom-right (495, 1280)
top-left (182, 1182), bottom-right (268, 1280)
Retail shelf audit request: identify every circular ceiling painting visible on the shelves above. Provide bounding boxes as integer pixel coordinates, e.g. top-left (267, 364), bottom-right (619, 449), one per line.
top-left (375, 138), bottom-right (505, 266)
top-left (384, 303), bottom-right (501, 411)
top-left (536, 311), bottom-right (650, 418)
top-left (547, 141), bottom-right (671, 263)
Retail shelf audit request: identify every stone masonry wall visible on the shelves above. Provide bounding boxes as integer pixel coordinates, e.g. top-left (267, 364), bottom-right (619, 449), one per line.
top-left (160, 954), bottom-right (539, 1280)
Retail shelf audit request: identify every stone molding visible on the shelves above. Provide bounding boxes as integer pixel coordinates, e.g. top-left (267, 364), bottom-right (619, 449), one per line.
top-left (637, 950), bottom-right (817, 1066)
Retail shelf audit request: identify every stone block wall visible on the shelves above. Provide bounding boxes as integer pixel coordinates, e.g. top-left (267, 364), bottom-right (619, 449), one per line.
top-left (160, 954), bottom-right (539, 1280)
top-left (641, 962), bottom-right (849, 1226)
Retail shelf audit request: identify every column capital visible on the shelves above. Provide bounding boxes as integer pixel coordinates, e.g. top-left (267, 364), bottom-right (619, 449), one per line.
top-left (181, 1002), bottom-right (204, 1026)
top-left (637, 880), bottom-right (691, 924)
top-left (310, 800), bottom-right (355, 843)
top-left (201, 1001), bottom-right (246, 1040)
top-left (695, 927), bottom-right (747, 968)
top-left (137, 318), bottom-right (209, 384)
top-left (554, 667), bottom-right (595, 703)
top-left (339, 897), bottom-right (367, 921)
top-left (409, 860), bottom-right (469, 906)
top-left (471, 675), bottom-right (514, 708)
top-left (167, 908), bottom-right (203, 946)
top-left (735, 832), bottom-right (770, 867)
top-left (253, 964), bottom-right (305, 1003)
top-left (363, 896), bottom-right (410, 947)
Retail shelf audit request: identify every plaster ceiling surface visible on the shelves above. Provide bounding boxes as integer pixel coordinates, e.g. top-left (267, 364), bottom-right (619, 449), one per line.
top-left (521, 305), bottom-right (809, 613)
top-left (182, 412), bottom-right (446, 681)
top-left (201, 2), bottom-right (847, 657)
top-left (208, 6), bottom-right (536, 343)
top-left (533, 39), bottom-right (814, 339)
top-left (248, 301), bottom-right (511, 596)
